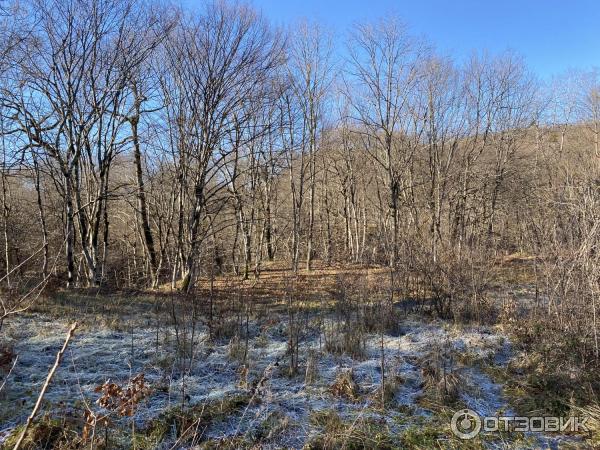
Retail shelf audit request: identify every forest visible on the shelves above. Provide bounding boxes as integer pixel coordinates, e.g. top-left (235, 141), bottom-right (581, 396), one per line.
top-left (0, 0), bottom-right (599, 448)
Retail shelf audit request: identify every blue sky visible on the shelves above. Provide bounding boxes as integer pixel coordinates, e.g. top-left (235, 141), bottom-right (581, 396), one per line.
top-left (239, 0), bottom-right (599, 80)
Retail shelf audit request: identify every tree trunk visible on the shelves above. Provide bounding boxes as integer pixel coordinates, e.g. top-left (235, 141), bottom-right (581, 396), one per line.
top-left (33, 156), bottom-right (49, 278)
top-left (65, 173), bottom-right (76, 288)
top-left (131, 116), bottom-right (158, 286)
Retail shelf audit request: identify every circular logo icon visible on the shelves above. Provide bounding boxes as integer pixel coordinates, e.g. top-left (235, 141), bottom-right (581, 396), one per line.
top-left (451, 409), bottom-right (482, 439)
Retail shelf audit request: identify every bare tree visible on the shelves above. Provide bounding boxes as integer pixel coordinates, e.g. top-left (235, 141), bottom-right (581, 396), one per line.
top-left (4, 0), bottom-right (163, 286)
top-left (162, 2), bottom-right (282, 291)
top-left (345, 17), bottom-right (424, 268)
top-left (287, 21), bottom-right (334, 271)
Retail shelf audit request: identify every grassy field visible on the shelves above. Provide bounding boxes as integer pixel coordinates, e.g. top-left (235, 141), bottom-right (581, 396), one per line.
top-left (0, 262), bottom-right (597, 449)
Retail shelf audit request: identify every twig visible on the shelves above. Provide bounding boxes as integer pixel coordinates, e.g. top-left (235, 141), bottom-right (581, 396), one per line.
top-left (0, 236), bottom-right (66, 329)
top-left (234, 358), bottom-right (278, 439)
top-left (168, 404), bottom-right (206, 450)
top-left (0, 354), bottom-right (17, 393)
top-left (13, 322), bottom-right (77, 450)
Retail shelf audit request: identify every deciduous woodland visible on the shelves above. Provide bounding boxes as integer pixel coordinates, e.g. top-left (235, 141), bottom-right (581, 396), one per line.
top-left (0, 0), bottom-right (599, 448)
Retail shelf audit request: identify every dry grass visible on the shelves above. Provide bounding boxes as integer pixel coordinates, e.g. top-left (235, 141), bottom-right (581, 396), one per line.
top-left (371, 373), bottom-right (404, 407)
top-left (304, 349), bottom-right (319, 385)
top-left (2, 414), bottom-right (82, 450)
top-left (415, 343), bottom-right (463, 411)
top-left (227, 334), bottom-right (246, 361)
top-left (141, 392), bottom-right (253, 447)
top-left (323, 324), bottom-right (365, 358)
top-left (329, 368), bottom-right (359, 401)
top-left (307, 409), bottom-right (397, 449)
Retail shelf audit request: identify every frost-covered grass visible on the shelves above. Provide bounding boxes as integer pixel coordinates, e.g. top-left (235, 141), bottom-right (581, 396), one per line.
top-left (0, 292), bottom-right (587, 448)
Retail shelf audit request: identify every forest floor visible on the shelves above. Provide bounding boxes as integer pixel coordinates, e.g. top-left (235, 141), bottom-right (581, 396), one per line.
top-left (0, 262), bottom-right (595, 449)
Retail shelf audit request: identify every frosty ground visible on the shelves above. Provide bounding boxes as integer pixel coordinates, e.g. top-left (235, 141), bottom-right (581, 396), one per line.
top-left (0, 287), bottom-right (586, 449)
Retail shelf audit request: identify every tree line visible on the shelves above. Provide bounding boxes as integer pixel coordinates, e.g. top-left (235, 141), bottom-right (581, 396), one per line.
top-left (0, 0), bottom-right (598, 327)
